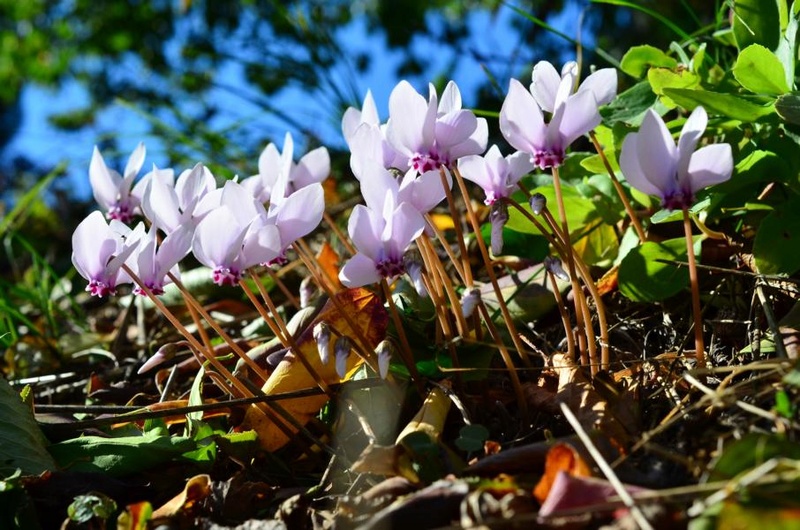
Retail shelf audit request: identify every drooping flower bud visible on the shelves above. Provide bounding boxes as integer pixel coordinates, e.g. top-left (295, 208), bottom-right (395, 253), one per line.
top-left (529, 193), bottom-right (546, 215)
top-left (138, 341), bottom-right (183, 374)
top-left (404, 253), bottom-right (428, 298)
top-left (489, 201), bottom-right (509, 255)
top-left (460, 287), bottom-right (482, 319)
top-left (299, 276), bottom-right (316, 309)
top-left (313, 321), bottom-right (331, 365)
top-left (334, 336), bottom-right (352, 379)
top-left (375, 340), bottom-right (394, 379)
top-left (544, 256), bottom-right (569, 281)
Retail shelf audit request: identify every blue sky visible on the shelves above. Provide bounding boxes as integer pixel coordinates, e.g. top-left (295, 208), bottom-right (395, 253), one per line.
top-left (4, 2), bottom-right (587, 199)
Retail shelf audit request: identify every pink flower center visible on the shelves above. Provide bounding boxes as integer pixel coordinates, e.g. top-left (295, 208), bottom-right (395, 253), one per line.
top-left (212, 266), bottom-right (242, 286)
top-left (533, 148), bottom-right (565, 170)
top-left (376, 257), bottom-right (405, 279)
top-left (107, 201), bottom-right (136, 224)
top-left (411, 150), bottom-right (447, 173)
top-left (134, 283), bottom-right (164, 296)
top-left (87, 279), bottom-right (115, 297)
top-left (662, 189), bottom-right (693, 211)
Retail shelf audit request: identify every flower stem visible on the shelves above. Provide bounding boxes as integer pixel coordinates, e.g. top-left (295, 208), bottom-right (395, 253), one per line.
top-left (381, 278), bottom-right (424, 394)
top-left (683, 208), bottom-right (705, 369)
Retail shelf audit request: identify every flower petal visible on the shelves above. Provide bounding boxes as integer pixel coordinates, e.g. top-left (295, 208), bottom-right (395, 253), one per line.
top-left (89, 147), bottom-right (121, 210)
top-left (435, 109), bottom-right (478, 150)
top-left (619, 133), bottom-right (665, 198)
top-left (274, 184), bottom-right (324, 245)
top-left (192, 207), bottom-right (246, 268)
top-left (387, 81), bottom-right (435, 156)
top-left (579, 68), bottom-right (618, 106)
top-left (676, 106), bottom-right (708, 181)
top-left (293, 147), bottom-right (330, 189)
top-left (685, 143), bottom-right (733, 192)
top-left (124, 142), bottom-right (146, 182)
top-left (339, 252), bottom-right (381, 287)
top-left (557, 89), bottom-right (602, 147)
top-left (348, 204), bottom-right (383, 261)
top-left (634, 109), bottom-right (678, 192)
top-left (530, 61), bottom-right (562, 113)
top-left (438, 81), bottom-right (462, 114)
top-left (500, 79), bottom-right (545, 155)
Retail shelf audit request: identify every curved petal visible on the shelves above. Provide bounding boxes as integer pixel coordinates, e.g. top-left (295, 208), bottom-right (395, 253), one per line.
top-left (676, 106), bottom-right (708, 180)
top-left (339, 252), bottom-right (381, 287)
top-left (439, 81), bottom-right (462, 114)
top-left (242, 223), bottom-right (281, 268)
top-left (143, 178), bottom-right (181, 232)
top-left (293, 147), bottom-right (330, 189)
top-left (274, 184), bottom-right (325, 244)
top-left (387, 81), bottom-right (434, 156)
top-left (619, 133), bottom-right (665, 198)
top-left (579, 68), bottom-right (618, 106)
top-left (124, 142), bottom-right (146, 181)
top-left (500, 79), bottom-right (546, 154)
top-left (359, 158), bottom-right (398, 212)
top-left (89, 147), bottom-right (121, 210)
top-left (155, 224), bottom-right (193, 278)
top-left (388, 202), bottom-right (425, 257)
top-left (348, 204), bottom-right (383, 261)
top-left (349, 125), bottom-right (387, 178)
top-left (446, 117), bottom-right (488, 161)
top-left (403, 168), bottom-right (447, 213)
top-left (257, 142), bottom-right (282, 196)
top-left (192, 208), bottom-right (246, 268)
top-left (71, 212), bottom-right (116, 279)
top-left (685, 143), bottom-right (733, 192)
top-left (435, 109), bottom-right (478, 150)
top-left (507, 150), bottom-right (535, 182)
top-left (635, 109), bottom-right (678, 192)
top-left (530, 61), bottom-right (562, 112)
top-left (458, 154), bottom-right (492, 190)
top-left (558, 89), bottom-right (602, 147)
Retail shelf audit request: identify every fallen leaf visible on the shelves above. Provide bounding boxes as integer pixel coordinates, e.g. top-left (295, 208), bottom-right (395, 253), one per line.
top-left (317, 241), bottom-right (344, 292)
top-left (533, 442), bottom-right (593, 503)
top-left (242, 288), bottom-right (388, 451)
top-left (152, 474), bottom-right (211, 519)
top-left (538, 471), bottom-right (649, 518)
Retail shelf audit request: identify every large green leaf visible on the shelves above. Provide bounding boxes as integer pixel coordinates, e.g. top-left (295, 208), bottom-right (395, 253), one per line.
top-left (775, 1), bottom-right (799, 88)
top-left (620, 45), bottom-right (677, 78)
top-left (618, 237), bottom-right (702, 302)
top-left (753, 198), bottom-right (800, 274)
top-left (648, 67), bottom-right (700, 108)
top-left (600, 80), bottom-right (659, 126)
top-left (48, 430), bottom-right (196, 477)
top-left (733, 0), bottom-right (782, 50)
top-left (733, 44), bottom-right (789, 95)
top-left (0, 379), bottom-right (56, 477)
top-left (663, 88), bottom-right (776, 121)
top-left (506, 184), bottom-right (599, 239)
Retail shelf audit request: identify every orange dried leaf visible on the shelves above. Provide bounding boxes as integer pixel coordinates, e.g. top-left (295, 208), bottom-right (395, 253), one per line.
top-left (317, 241), bottom-right (343, 291)
top-left (429, 213), bottom-right (455, 231)
top-left (533, 442), bottom-right (593, 503)
top-left (595, 265), bottom-right (618, 296)
top-left (152, 474), bottom-right (211, 519)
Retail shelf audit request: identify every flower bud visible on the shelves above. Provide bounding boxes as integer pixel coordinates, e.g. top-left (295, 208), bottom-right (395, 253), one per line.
top-left (544, 256), bottom-right (569, 281)
top-left (375, 340), bottom-right (394, 379)
top-left (313, 321), bottom-right (331, 365)
top-left (138, 341), bottom-right (182, 374)
top-left (299, 276), bottom-right (316, 309)
top-left (334, 336), bottom-right (352, 379)
top-left (460, 287), bottom-right (482, 319)
top-left (529, 193), bottom-right (547, 215)
top-left (489, 202), bottom-right (509, 255)
top-left (404, 253), bottom-right (428, 298)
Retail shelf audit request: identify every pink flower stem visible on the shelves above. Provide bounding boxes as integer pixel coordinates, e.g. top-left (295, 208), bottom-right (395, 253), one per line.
top-left (380, 278), bottom-right (424, 395)
top-left (683, 208), bottom-right (705, 370)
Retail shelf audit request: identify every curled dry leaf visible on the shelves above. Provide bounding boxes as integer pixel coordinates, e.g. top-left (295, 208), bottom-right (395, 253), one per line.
top-left (242, 288), bottom-right (388, 451)
top-left (533, 442), bottom-right (593, 503)
top-left (151, 474), bottom-right (211, 520)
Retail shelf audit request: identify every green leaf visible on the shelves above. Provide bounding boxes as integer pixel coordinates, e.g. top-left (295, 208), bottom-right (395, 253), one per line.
top-left (733, 0), bottom-right (782, 50)
top-left (600, 80), bottom-right (660, 126)
top-left (663, 88), bottom-right (776, 121)
top-left (620, 45), bottom-right (677, 78)
top-left (48, 430), bottom-right (196, 477)
top-left (618, 237), bottom-right (702, 302)
top-left (506, 184), bottom-right (600, 239)
top-left (0, 378), bottom-right (56, 478)
top-left (775, 1), bottom-right (799, 87)
top-left (650, 198), bottom-right (712, 224)
top-left (753, 198), bottom-right (800, 274)
top-left (479, 223), bottom-right (549, 260)
top-left (733, 44), bottom-right (789, 95)
top-left (709, 433), bottom-right (800, 481)
top-left (776, 93), bottom-right (800, 124)
top-left (647, 68), bottom-right (700, 108)
top-left (455, 424), bottom-right (490, 453)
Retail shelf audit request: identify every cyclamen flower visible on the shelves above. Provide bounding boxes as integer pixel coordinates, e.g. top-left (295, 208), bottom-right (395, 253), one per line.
top-left (354, 155), bottom-right (449, 216)
top-left (240, 132), bottom-right (329, 203)
top-left (386, 80), bottom-right (488, 174)
top-left (71, 211), bottom-right (143, 297)
top-left (265, 180), bottom-right (325, 264)
top-left (457, 145), bottom-right (534, 205)
top-left (89, 143), bottom-right (147, 223)
top-left (128, 224), bottom-right (193, 295)
top-left (339, 195), bottom-right (425, 287)
top-left (142, 163), bottom-right (216, 234)
top-left (192, 181), bottom-right (281, 285)
top-left (342, 91), bottom-right (406, 172)
top-left (619, 107), bottom-right (733, 210)
top-left (500, 61), bottom-right (617, 170)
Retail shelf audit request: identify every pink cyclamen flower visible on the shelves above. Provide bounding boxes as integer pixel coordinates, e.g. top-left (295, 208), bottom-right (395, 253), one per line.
top-left (500, 61), bottom-right (617, 170)
top-left (339, 195), bottom-right (426, 287)
top-left (619, 107), bottom-right (733, 211)
top-left (71, 211), bottom-right (143, 297)
top-left (265, 177), bottom-right (325, 264)
top-left (89, 143), bottom-right (147, 223)
top-left (457, 145), bottom-right (534, 205)
top-left (386, 80), bottom-right (488, 174)
top-left (342, 91), bottom-right (407, 172)
top-left (353, 155), bottom-right (449, 216)
top-left (142, 163), bottom-right (216, 234)
top-left (192, 181), bottom-right (281, 285)
top-left (240, 132), bottom-right (330, 203)
top-left (128, 224), bottom-right (193, 295)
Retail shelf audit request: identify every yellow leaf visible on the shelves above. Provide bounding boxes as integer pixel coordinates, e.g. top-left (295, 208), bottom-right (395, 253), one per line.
top-left (243, 288), bottom-right (388, 451)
